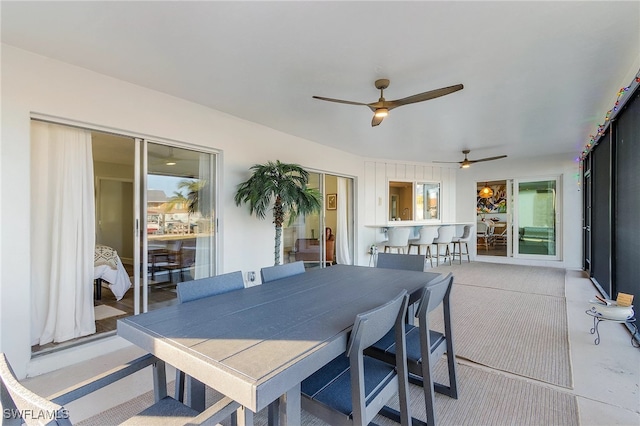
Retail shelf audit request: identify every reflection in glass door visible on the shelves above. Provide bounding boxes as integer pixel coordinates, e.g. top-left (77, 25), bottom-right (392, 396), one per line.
top-left (139, 142), bottom-right (216, 313)
top-left (514, 178), bottom-right (559, 258)
top-left (283, 172), bottom-right (354, 268)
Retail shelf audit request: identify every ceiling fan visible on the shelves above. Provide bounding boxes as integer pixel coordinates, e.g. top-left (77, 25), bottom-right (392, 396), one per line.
top-left (312, 79), bottom-right (463, 127)
top-left (434, 150), bottom-right (508, 168)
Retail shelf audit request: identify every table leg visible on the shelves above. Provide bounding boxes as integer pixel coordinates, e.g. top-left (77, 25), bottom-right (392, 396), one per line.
top-left (279, 383), bottom-right (301, 426)
top-left (267, 384), bottom-right (301, 426)
top-left (185, 375), bottom-right (205, 412)
top-left (236, 406), bottom-right (255, 426)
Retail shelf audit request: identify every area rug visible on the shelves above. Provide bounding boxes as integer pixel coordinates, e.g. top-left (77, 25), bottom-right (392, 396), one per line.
top-left (430, 262), bottom-right (573, 389)
top-left (77, 362), bottom-right (579, 426)
top-left (431, 261), bottom-right (566, 297)
top-left (94, 305), bottom-right (127, 321)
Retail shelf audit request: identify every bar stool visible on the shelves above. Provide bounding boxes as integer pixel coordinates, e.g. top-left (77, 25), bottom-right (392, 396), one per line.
top-left (452, 225), bottom-right (472, 264)
top-left (383, 227), bottom-right (411, 254)
top-left (432, 226), bottom-right (455, 266)
top-left (408, 226), bottom-right (439, 267)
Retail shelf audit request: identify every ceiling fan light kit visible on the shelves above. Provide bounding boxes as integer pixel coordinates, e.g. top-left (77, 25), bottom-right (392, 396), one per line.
top-left (374, 108), bottom-right (389, 118)
top-left (313, 78), bottom-right (463, 127)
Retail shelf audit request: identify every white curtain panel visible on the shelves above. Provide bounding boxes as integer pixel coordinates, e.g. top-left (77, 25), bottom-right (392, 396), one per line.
top-left (31, 121), bottom-right (96, 345)
top-left (336, 177), bottom-right (352, 265)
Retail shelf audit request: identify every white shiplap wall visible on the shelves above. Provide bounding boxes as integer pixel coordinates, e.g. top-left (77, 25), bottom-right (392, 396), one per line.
top-left (364, 160), bottom-right (457, 227)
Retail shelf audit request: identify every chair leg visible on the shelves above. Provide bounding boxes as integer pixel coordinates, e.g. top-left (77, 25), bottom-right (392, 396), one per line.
top-left (446, 348), bottom-right (459, 399)
top-left (426, 246), bottom-right (433, 267)
top-left (464, 242), bottom-right (470, 262)
top-left (420, 360), bottom-right (437, 426)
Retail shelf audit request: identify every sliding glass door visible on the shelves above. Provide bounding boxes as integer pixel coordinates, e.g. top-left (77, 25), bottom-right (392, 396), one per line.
top-left (513, 178), bottom-right (560, 259)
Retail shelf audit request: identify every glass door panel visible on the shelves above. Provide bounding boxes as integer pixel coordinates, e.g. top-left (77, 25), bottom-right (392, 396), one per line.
top-left (284, 172), bottom-right (322, 268)
top-left (282, 172), bottom-right (355, 268)
top-left (514, 179), bottom-right (558, 258)
top-left (142, 142), bottom-right (216, 312)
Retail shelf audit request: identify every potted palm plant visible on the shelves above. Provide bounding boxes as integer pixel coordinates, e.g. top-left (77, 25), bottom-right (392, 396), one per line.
top-left (234, 161), bottom-right (322, 265)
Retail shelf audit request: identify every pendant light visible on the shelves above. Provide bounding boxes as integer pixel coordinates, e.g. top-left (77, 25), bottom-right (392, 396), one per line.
top-left (478, 183), bottom-right (493, 199)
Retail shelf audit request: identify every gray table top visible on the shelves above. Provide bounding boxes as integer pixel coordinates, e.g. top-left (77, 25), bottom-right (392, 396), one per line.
top-left (118, 264), bottom-right (440, 412)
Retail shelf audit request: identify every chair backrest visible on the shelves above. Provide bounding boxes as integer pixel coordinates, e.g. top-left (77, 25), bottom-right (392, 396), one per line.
top-left (260, 261), bottom-right (305, 283)
top-left (416, 226), bottom-right (439, 244)
top-left (386, 227), bottom-right (411, 246)
top-left (416, 273), bottom-right (454, 320)
top-left (167, 240), bottom-right (183, 252)
top-left (1, 352), bottom-right (72, 426)
top-left (458, 225), bottom-right (471, 240)
top-left (177, 271), bottom-right (245, 303)
top-left (477, 221), bottom-right (488, 234)
top-left (346, 290), bottom-right (410, 425)
top-left (434, 226), bottom-right (455, 243)
top-left (347, 290), bottom-right (409, 357)
top-left (376, 253), bottom-right (425, 272)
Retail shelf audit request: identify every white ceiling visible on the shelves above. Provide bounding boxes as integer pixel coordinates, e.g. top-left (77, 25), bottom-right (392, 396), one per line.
top-left (3, 1), bottom-right (639, 164)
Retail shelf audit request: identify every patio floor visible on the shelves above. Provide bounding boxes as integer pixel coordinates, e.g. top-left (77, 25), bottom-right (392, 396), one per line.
top-left (20, 268), bottom-right (640, 425)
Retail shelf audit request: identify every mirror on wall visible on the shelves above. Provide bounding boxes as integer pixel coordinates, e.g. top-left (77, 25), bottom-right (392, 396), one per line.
top-left (388, 180), bottom-right (440, 222)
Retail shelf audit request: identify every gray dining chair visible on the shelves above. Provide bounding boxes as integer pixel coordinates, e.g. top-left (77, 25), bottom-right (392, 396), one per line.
top-left (301, 290), bottom-right (411, 426)
top-left (175, 271), bottom-right (244, 408)
top-left (177, 270), bottom-right (245, 303)
top-left (366, 273), bottom-right (458, 426)
top-left (0, 352), bottom-right (239, 426)
top-left (376, 252), bottom-right (425, 272)
top-left (260, 261), bottom-right (305, 283)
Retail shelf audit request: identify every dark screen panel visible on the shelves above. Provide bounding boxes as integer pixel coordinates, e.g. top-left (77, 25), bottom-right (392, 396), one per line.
top-left (614, 91), bottom-right (640, 304)
top-left (591, 129), bottom-right (611, 296)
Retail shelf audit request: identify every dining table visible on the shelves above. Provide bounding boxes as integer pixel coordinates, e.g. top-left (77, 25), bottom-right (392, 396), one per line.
top-left (117, 264), bottom-right (440, 425)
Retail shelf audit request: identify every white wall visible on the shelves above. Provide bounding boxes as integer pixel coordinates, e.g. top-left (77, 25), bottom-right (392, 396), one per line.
top-left (455, 154), bottom-right (583, 269)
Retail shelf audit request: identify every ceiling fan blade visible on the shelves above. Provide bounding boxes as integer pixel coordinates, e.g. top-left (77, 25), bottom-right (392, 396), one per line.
top-left (312, 95), bottom-right (368, 106)
top-left (432, 160), bottom-right (462, 164)
top-left (470, 155), bottom-right (508, 163)
top-left (388, 84), bottom-right (464, 109)
top-left (371, 114), bottom-right (384, 127)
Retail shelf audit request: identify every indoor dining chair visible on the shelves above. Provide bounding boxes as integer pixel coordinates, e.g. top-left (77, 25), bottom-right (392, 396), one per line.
top-left (366, 273), bottom-right (458, 426)
top-left (175, 270), bottom-right (245, 406)
top-left (477, 221), bottom-right (495, 250)
top-left (260, 261), bottom-right (305, 283)
top-left (0, 352), bottom-right (239, 426)
top-left (376, 252), bottom-right (425, 272)
top-left (301, 290), bottom-right (412, 426)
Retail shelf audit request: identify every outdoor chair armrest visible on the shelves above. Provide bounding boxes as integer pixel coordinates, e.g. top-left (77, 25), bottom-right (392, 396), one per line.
top-left (49, 354), bottom-right (158, 406)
